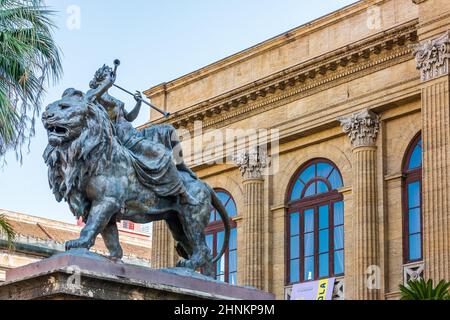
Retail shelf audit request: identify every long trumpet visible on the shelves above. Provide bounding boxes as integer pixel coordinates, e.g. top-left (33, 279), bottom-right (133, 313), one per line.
top-left (111, 59), bottom-right (170, 119)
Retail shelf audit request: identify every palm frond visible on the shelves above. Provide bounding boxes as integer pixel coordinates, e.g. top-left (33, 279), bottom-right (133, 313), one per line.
top-left (400, 278), bottom-right (450, 300)
top-left (0, 0), bottom-right (62, 162)
top-left (0, 214), bottom-right (15, 249)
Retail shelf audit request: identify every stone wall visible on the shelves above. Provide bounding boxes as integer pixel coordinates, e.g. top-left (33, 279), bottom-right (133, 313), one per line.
top-left (147, 0), bottom-right (450, 299)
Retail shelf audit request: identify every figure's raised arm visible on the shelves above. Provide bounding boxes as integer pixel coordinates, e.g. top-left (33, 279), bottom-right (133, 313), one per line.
top-left (86, 65), bottom-right (116, 102)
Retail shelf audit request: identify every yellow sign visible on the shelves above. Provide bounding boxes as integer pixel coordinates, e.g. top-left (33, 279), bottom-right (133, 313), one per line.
top-left (316, 279), bottom-right (329, 300)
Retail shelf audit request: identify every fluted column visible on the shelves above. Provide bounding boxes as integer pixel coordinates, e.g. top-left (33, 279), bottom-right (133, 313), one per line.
top-left (413, 31), bottom-right (450, 281)
top-left (339, 109), bottom-right (381, 300)
top-left (234, 147), bottom-right (267, 289)
top-left (151, 221), bottom-right (173, 268)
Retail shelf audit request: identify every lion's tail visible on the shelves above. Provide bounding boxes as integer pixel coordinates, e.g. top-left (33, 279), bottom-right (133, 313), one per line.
top-left (207, 185), bottom-right (230, 264)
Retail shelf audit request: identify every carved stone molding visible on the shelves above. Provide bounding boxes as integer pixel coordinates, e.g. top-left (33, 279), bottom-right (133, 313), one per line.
top-left (142, 22), bottom-right (417, 132)
top-left (412, 31), bottom-right (450, 82)
top-left (338, 109), bottom-right (380, 148)
top-left (332, 278), bottom-right (345, 300)
top-left (403, 262), bottom-right (424, 285)
top-left (234, 146), bottom-right (268, 180)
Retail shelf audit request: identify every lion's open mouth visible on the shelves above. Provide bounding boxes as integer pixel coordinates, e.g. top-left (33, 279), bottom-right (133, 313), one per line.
top-left (47, 125), bottom-right (68, 136)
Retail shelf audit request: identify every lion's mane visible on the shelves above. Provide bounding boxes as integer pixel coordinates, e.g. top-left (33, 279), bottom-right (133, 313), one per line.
top-left (43, 102), bottom-right (115, 220)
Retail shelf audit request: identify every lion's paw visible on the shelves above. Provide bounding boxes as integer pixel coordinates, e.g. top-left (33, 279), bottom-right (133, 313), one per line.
top-left (176, 258), bottom-right (195, 269)
top-left (65, 238), bottom-right (90, 251)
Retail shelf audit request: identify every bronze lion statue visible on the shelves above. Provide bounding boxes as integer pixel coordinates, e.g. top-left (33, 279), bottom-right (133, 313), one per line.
top-left (42, 88), bottom-right (229, 277)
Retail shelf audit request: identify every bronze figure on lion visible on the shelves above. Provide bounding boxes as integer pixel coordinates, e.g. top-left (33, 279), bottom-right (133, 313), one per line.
top-left (41, 61), bottom-right (229, 277)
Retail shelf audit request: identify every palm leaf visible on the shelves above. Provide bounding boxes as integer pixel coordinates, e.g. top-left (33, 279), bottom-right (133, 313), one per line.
top-left (0, 0), bottom-right (62, 162)
top-left (433, 280), bottom-right (450, 300)
top-left (400, 278), bottom-right (450, 300)
top-left (0, 214), bottom-right (15, 249)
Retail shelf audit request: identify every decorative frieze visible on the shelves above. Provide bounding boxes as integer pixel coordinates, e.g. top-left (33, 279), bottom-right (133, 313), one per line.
top-left (412, 31), bottom-right (450, 82)
top-left (234, 146), bottom-right (268, 180)
top-left (338, 109), bottom-right (380, 148)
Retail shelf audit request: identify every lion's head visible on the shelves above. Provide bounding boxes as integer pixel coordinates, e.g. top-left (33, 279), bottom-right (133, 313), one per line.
top-left (42, 88), bottom-right (115, 219)
top-left (42, 88), bottom-right (90, 147)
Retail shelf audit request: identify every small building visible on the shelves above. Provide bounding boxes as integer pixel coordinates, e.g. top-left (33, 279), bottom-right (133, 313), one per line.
top-left (0, 209), bottom-right (152, 282)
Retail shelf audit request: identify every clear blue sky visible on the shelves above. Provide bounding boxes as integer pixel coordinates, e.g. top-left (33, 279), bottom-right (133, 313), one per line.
top-left (0, 0), bottom-right (357, 223)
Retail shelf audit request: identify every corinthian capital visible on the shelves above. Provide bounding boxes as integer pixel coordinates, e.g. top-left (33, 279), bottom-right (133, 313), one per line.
top-left (234, 146), bottom-right (267, 180)
top-left (412, 31), bottom-right (450, 82)
top-left (338, 109), bottom-right (380, 148)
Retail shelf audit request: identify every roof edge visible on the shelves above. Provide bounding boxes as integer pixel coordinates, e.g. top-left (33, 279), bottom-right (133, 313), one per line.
top-left (144, 0), bottom-right (372, 96)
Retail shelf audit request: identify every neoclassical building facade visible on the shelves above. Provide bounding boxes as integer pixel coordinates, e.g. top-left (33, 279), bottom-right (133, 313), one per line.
top-left (143, 0), bottom-right (450, 299)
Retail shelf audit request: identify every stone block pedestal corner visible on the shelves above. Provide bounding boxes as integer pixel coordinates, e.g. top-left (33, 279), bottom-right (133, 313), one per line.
top-left (0, 251), bottom-right (274, 300)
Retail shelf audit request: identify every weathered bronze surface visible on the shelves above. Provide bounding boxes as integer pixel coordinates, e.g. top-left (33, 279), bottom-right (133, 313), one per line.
top-left (41, 63), bottom-right (229, 276)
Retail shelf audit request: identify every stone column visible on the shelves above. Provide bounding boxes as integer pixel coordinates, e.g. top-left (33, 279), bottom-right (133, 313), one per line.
top-left (234, 146), bottom-right (267, 289)
top-left (412, 31), bottom-right (450, 281)
top-left (151, 221), bottom-right (173, 268)
top-left (339, 109), bottom-right (381, 300)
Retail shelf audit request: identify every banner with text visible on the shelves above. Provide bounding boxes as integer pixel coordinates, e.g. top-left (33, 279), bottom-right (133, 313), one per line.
top-left (290, 278), bottom-right (335, 300)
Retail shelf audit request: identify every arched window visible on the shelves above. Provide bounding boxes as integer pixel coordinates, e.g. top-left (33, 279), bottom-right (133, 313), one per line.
top-left (403, 134), bottom-right (423, 263)
top-left (205, 189), bottom-right (237, 284)
top-left (286, 159), bottom-right (344, 284)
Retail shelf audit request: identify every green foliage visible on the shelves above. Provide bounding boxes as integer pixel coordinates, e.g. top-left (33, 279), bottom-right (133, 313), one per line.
top-left (0, 0), bottom-right (62, 162)
top-left (0, 214), bottom-right (15, 249)
top-left (400, 278), bottom-right (450, 300)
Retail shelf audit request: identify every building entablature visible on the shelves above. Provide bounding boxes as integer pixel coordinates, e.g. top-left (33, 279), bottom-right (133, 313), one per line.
top-left (141, 21), bottom-right (419, 134)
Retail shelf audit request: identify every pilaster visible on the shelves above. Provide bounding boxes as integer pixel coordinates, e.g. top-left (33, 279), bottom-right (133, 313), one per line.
top-left (339, 109), bottom-right (381, 300)
top-left (412, 30), bottom-right (450, 281)
top-left (151, 221), bottom-right (175, 268)
top-left (234, 146), bottom-right (267, 289)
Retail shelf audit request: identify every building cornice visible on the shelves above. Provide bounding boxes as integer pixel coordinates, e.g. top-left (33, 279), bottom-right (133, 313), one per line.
top-left (183, 75), bottom-right (419, 171)
top-left (143, 0), bottom-right (390, 97)
top-left (140, 21), bottom-right (418, 132)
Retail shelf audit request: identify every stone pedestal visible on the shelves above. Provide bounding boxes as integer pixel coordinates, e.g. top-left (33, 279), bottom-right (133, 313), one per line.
top-left (0, 252), bottom-right (274, 300)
